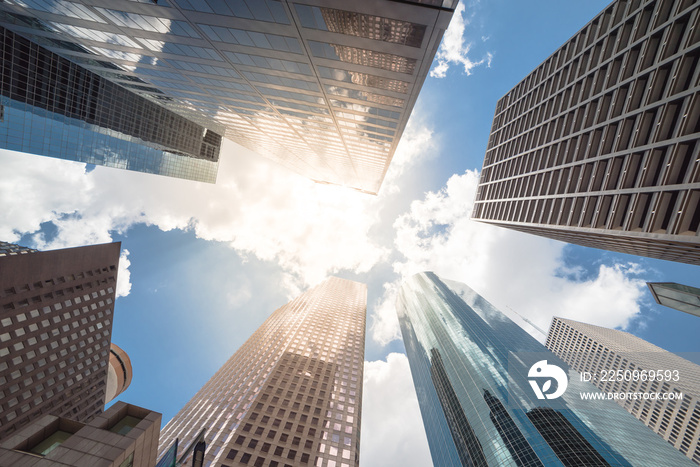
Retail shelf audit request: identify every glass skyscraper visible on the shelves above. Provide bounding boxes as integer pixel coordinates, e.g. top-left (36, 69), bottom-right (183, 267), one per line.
top-left (396, 271), bottom-right (694, 466)
top-left (0, 0), bottom-right (456, 193)
top-left (157, 277), bottom-right (366, 467)
top-left (0, 24), bottom-right (222, 183)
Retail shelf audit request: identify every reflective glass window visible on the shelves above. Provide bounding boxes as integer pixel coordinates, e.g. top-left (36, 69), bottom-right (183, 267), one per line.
top-left (138, 38), bottom-right (222, 61)
top-left (189, 76), bottom-right (253, 92)
top-left (166, 59), bottom-right (239, 77)
top-left (329, 100), bottom-right (399, 120)
top-left (224, 52), bottom-right (312, 76)
top-left (9, 0), bottom-right (106, 23)
top-left (241, 71), bottom-right (318, 92)
top-left (255, 86), bottom-right (325, 105)
top-left (267, 99), bottom-right (329, 115)
top-left (198, 25), bottom-right (301, 53)
top-left (148, 79), bottom-right (206, 93)
top-left (324, 85), bottom-right (404, 108)
top-left (132, 67), bottom-right (188, 81)
top-left (308, 41), bottom-right (416, 74)
top-left (317, 66), bottom-right (409, 94)
top-left (88, 47), bottom-right (147, 63)
top-left (295, 4), bottom-right (426, 47)
top-left (48, 22), bottom-right (142, 48)
top-left (175, 0), bottom-right (288, 24)
top-left (96, 9), bottom-right (200, 38)
top-left (127, 0), bottom-right (170, 5)
top-left (206, 89), bottom-right (265, 104)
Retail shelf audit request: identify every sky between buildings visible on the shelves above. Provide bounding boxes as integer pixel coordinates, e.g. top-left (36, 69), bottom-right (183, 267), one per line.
top-left (1, 1), bottom-right (699, 466)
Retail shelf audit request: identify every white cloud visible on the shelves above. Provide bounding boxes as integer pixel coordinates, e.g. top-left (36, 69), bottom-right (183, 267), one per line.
top-left (360, 353), bottom-right (433, 467)
top-left (430, 2), bottom-right (491, 78)
top-left (116, 249), bottom-right (132, 298)
top-left (369, 283), bottom-right (402, 347)
top-left (380, 116), bottom-right (435, 194)
top-left (0, 115), bottom-right (440, 295)
top-left (372, 170), bottom-right (647, 346)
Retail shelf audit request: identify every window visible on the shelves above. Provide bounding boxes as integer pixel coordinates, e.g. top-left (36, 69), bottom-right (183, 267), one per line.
top-left (119, 452), bottom-right (134, 467)
top-left (109, 415), bottom-right (142, 435)
top-left (28, 430), bottom-right (72, 456)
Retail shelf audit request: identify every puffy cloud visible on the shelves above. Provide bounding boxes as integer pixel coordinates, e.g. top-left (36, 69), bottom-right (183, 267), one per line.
top-left (371, 170), bottom-right (647, 345)
top-left (430, 2), bottom-right (491, 78)
top-left (360, 353), bottom-right (433, 467)
top-left (116, 249), bottom-right (132, 298)
top-left (0, 142), bottom-right (389, 292)
top-left (0, 113), bottom-right (439, 294)
top-left (369, 283), bottom-right (402, 347)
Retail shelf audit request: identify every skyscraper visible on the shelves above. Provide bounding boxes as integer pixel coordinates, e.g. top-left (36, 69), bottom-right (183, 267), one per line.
top-left (0, 0), bottom-right (456, 193)
top-left (157, 276), bottom-right (366, 467)
top-left (546, 316), bottom-right (700, 465)
top-left (472, 0), bottom-right (700, 264)
top-left (0, 25), bottom-right (222, 183)
top-left (396, 271), bottom-right (694, 466)
top-left (648, 282), bottom-right (700, 318)
top-left (0, 241), bottom-right (121, 439)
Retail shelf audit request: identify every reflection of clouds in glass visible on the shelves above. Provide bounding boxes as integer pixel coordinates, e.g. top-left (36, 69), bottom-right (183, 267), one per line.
top-left (9, 0), bottom-right (106, 23)
top-left (88, 47), bottom-right (146, 63)
top-left (48, 21), bottom-right (142, 48)
top-left (92, 146), bottom-right (129, 170)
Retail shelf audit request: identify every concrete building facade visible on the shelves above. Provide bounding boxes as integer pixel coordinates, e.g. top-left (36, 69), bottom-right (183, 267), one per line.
top-left (157, 277), bottom-right (366, 467)
top-left (0, 241), bottom-right (121, 440)
top-left (546, 316), bottom-right (700, 465)
top-left (473, 0), bottom-right (700, 264)
top-left (0, 401), bottom-right (161, 467)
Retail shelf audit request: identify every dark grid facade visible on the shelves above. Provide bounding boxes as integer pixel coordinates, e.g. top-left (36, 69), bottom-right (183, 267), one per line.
top-left (396, 272), bottom-right (695, 466)
top-left (158, 277), bottom-right (366, 467)
top-left (473, 0), bottom-right (700, 264)
top-left (0, 242), bottom-right (121, 440)
top-left (0, 24), bottom-right (221, 182)
top-left (0, 242), bottom-right (38, 256)
top-left (429, 348), bottom-right (489, 467)
top-left (0, 0), bottom-right (456, 194)
top-left (546, 317), bottom-right (700, 465)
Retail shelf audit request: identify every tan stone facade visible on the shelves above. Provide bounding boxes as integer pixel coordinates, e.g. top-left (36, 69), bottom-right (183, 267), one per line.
top-left (546, 317), bottom-right (700, 465)
top-left (0, 401), bottom-right (161, 467)
top-left (0, 242), bottom-right (121, 439)
top-left (158, 277), bottom-right (366, 467)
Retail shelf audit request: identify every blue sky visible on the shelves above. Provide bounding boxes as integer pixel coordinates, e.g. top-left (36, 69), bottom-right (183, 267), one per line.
top-left (2, 1), bottom-right (700, 465)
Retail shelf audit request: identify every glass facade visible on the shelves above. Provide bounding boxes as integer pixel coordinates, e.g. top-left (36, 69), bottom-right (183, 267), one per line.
top-left (648, 282), bottom-right (700, 319)
top-left (396, 271), bottom-right (694, 466)
top-left (157, 277), bottom-right (366, 467)
top-left (0, 0), bottom-right (455, 193)
top-left (0, 25), bottom-right (220, 183)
